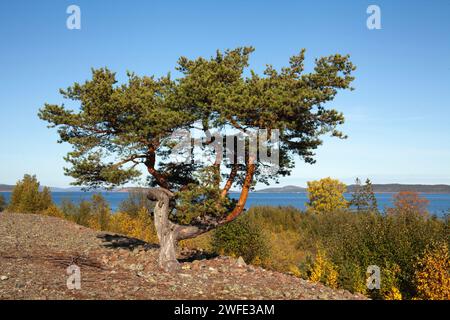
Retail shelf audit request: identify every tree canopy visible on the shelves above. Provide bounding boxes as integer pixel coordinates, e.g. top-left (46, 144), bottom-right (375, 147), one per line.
top-left (7, 174), bottom-right (53, 214)
top-left (306, 177), bottom-right (349, 213)
top-left (40, 47), bottom-right (354, 211)
top-left (39, 47), bottom-right (355, 270)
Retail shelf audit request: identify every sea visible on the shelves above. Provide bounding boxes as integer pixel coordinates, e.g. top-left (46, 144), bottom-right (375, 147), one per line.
top-left (1, 192), bottom-right (449, 217)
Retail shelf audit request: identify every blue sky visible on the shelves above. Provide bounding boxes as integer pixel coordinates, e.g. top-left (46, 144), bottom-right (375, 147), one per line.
top-left (0, 0), bottom-right (449, 188)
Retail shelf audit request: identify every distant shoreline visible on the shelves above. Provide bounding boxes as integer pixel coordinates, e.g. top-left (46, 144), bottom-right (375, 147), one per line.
top-left (2, 183), bottom-right (450, 194)
top-left (2, 191), bottom-right (450, 195)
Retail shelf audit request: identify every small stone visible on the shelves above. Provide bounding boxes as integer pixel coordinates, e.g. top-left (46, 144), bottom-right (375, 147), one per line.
top-left (179, 273), bottom-right (192, 278)
top-left (0, 276), bottom-right (8, 281)
top-left (236, 256), bottom-right (246, 267)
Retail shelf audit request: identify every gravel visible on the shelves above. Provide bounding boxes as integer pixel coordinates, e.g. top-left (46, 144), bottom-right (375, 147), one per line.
top-left (0, 212), bottom-right (367, 300)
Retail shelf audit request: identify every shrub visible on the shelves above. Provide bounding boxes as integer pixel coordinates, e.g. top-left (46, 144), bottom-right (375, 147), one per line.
top-left (109, 207), bottom-right (157, 243)
top-left (307, 249), bottom-right (339, 289)
top-left (296, 210), bottom-right (447, 298)
top-left (88, 194), bottom-right (111, 231)
top-left (212, 213), bottom-right (269, 264)
top-left (0, 194), bottom-right (6, 212)
top-left (378, 263), bottom-right (402, 300)
top-left (62, 200), bottom-right (93, 227)
top-left (413, 242), bottom-right (450, 300)
top-left (230, 207), bottom-right (305, 273)
top-left (41, 204), bottom-right (65, 218)
top-left (118, 190), bottom-right (153, 218)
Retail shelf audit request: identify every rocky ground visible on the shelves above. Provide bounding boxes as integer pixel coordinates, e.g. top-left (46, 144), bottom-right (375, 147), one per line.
top-left (0, 213), bottom-right (367, 300)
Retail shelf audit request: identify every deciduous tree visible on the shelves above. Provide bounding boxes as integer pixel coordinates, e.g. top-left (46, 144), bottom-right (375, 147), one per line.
top-left (388, 191), bottom-right (429, 217)
top-left (306, 177), bottom-right (349, 213)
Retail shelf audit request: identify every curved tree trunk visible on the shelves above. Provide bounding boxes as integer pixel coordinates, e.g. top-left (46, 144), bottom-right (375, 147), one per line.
top-left (147, 156), bottom-right (256, 272)
top-left (147, 188), bottom-right (180, 272)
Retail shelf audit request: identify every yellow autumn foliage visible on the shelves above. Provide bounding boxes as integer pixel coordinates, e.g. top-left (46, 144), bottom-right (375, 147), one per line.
top-left (109, 208), bottom-right (158, 243)
top-left (383, 286), bottom-right (403, 300)
top-left (41, 204), bottom-right (65, 218)
top-left (306, 177), bottom-right (348, 213)
top-left (377, 263), bottom-right (403, 300)
top-left (308, 250), bottom-right (339, 289)
top-left (414, 242), bottom-right (450, 300)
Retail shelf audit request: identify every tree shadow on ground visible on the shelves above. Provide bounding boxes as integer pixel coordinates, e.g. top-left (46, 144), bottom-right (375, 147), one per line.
top-left (178, 250), bottom-right (219, 263)
top-left (97, 233), bottom-right (159, 250)
top-left (97, 233), bottom-right (219, 262)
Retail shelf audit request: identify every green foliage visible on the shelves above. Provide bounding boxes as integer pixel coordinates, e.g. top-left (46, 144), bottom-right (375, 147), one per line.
top-left (296, 210), bottom-right (447, 298)
top-left (88, 194), bottom-right (112, 230)
top-left (306, 177), bottom-right (348, 213)
top-left (0, 194), bottom-right (6, 212)
top-left (212, 213), bottom-right (269, 264)
top-left (175, 167), bottom-right (234, 224)
top-left (7, 174), bottom-right (53, 213)
top-left (224, 205), bottom-right (447, 299)
top-left (350, 178), bottom-right (378, 212)
top-left (61, 194), bottom-right (111, 229)
top-left (61, 198), bottom-right (92, 227)
top-left (118, 189), bottom-right (153, 218)
top-left (39, 47), bottom-right (355, 224)
top-left (246, 206), bottom-right (303, 232)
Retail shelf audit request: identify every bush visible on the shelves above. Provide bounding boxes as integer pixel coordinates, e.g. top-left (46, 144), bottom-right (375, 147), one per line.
top-left (62, 199), bottom-right (93, 227)
top-left (109, 207), bottom-right (157, 243)
top-left (88, 194), bottom-right (111, 231)
top-left (118, 190), bottom-right (153, 218)
top-left (414, 242), bottom-right (450, 300)
top-left (306, 249), bottom-right (339, 289)
top-left (212, 213), bottom-right (269, 265)
top-left (296, 210), bottom-right (447, 298)
top-left (0, 194), bottom-right (6, 212)
top-left (41, 204), bottom-right (65, 218)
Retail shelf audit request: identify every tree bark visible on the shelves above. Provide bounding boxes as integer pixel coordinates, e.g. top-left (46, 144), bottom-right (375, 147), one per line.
top-left (225, 156), bottom-right (256, 222)
top-left (147, 188), bottom-right (180, 272)
top-left (147, 156), bottom-right (255, 272)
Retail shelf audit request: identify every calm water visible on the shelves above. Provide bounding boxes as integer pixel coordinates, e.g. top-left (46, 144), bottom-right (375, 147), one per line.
top-left (1, 192), bottom-right (449, 217)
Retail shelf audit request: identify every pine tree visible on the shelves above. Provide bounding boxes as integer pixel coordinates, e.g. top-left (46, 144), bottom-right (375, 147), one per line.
top-left (350, 178), bottom-right (378, 212)
top-left (364, 178), bottom-right (378, 212)
top-left (39, 47), bottom-right (355, 271)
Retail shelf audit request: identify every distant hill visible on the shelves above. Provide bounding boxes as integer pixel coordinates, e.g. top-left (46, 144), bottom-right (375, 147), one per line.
top-left (347, 184), bottom-right (450, 194)
top-left (0, 184), bottom-right (104, 193)
top-left (254, 185), bottom-right (307, 193)
top-left (0, 184), bottom-right (14, 192)
top-left (255, 184), bottom-right (450, 194)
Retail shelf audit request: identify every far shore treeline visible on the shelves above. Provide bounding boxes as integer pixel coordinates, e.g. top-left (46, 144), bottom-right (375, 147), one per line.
top-left (1, 174), bottom-right (448, 300)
